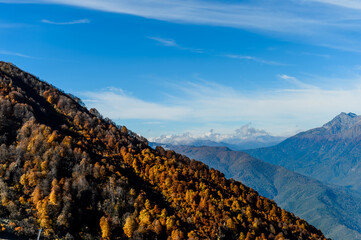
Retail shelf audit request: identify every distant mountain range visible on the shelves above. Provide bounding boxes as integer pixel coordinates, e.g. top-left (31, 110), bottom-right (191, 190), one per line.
top-left (167, 145), bottom-right (361, 240)
top-left (149, 126), bottom-right (285, 150)
top-left (160, 112), bottom-right (361, 239)
top-left (246, 112), bottom-right (361, 193)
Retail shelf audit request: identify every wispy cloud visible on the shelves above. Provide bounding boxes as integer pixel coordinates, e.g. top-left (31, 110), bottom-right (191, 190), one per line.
top-left (148, 37), bottom-right (178, 47)
top-left (224, 54), bottom-right (285, 66)
top-left (148, 37), bottom-right (283, 63)
top-left (81, 79), bottom-right (361, 135)
top-left (0, 50), bottom-right (37, 59)
top-left (0, 23), bottom-right (25, 28)
top-left (82, 88), bottom-right (189, 120)
top-left (307, 0), bottom-right (361, 9)
top-left (147, 36), bottom-right (203, 53)
top-left (301, 52), bottom-right (331, 58)
top-left (278, 74), bottom-right (318, 89)
top-left (41, 18), bottom-right (90, 25)
top-left (0, 0), bottom-right (353, 33)
top-left (3, 0), bottom-right (361, 51)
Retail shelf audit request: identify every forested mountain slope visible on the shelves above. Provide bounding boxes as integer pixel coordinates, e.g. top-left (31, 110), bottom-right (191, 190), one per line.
top-left (169, 145), bottom-right (361, 240)
top-left (0, 61), bottom-right (326, 239)
top-left (246, 112), bottom-right (361, 193)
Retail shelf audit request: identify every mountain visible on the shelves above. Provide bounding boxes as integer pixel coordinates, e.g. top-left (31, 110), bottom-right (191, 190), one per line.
top-left (0, 61), bottom-right (326, 239)
top-left (167, 145), bottom-right (361, 240)
top-left (151, 138), bottom-right (283, 151)
top-left (149, 127), bottom-right (285, 150)
top-left (246, 112), bottom-right (361, 193)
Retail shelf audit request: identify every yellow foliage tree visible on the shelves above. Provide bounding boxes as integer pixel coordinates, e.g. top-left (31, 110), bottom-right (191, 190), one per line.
top-left (31, 187), bottom-right (42, 204)
top-left (49, 179), bottom-right (59, 205)
top-left (99, 216), bottom-right (110, 239)
top-left (227, 218), bottom-right (237, 231)
top-left (123, 216), bottom-right (136, 238)
top-left (171, 229), bottom-right (184, 240)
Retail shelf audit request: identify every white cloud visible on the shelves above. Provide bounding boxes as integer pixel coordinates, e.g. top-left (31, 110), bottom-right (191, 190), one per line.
top-left (278, 74), bottom-right (318, 89)
top-left (0, 23), bottom-right (24, 28)
top-left (80, 79), bottom-right (361, 135)
top-left (3, 0), bottom-right (361, 51)
top-left (41, 19), bottom-right (90, 25)
top-left (224, 54), bottom-right (285, 66)
top-left (147, 37), bottom-right (178, 47)
top-left (301, 52), bottom-right (331, 58)
top-left (307, 0), bottom-right (361, 9)
top-left (148, 36), bottom-right (203, 53)
top-left (0, 50), bottom-right (36, 59)
top-left (81, 88), bottom-right (189, 120)
top-left (0, 0), bottom-right (356, 34)
top-left (148, 37), bottom-right (281, 63)
top-left (149, 125), bottom-right (279, 145)
top-left (4, 0), bottom-right (361, 53)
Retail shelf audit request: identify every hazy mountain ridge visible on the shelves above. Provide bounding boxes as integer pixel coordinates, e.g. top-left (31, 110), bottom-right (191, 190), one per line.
top-left (246, 112), bottom-right (361, 193)
top-left (0, 61), bottom-right (327, 239)
top-left (149, 126), bottom-right (285, 150)
top-left (167, 145), bottom-right (361, 240)
top-left (323, 112), bottom-right (361, 134)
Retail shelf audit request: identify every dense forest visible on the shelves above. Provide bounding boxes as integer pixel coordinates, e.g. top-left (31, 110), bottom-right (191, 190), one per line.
top-left (0, 61), bottom-right (327, 239)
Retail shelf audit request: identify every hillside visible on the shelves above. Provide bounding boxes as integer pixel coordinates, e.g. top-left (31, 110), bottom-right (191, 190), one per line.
top-left (246, 112), bottom-right (361, 193)
top-left (0, 61), bottom-right (327, 239)
top-left (168, 145), bottom-right (361, 240)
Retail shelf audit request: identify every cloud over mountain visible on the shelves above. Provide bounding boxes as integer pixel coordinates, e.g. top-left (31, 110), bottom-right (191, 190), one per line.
top-left (150, 125), bottom-right (285, 150)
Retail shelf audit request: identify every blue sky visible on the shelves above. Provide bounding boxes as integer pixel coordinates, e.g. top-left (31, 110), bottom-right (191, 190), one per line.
top-left (2, 0), bottom-right (361, 139)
